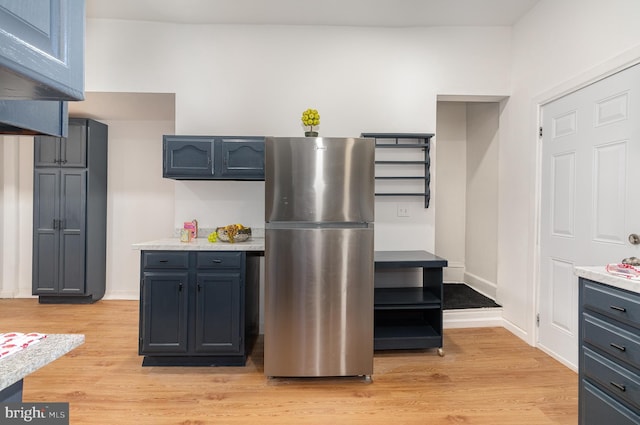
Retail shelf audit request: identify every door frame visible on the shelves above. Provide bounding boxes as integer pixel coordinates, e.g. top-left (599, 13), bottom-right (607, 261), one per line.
top-left (532, 47), bottom-right (640, 370)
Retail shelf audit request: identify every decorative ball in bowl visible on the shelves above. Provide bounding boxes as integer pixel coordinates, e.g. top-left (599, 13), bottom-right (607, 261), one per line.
top-left (216, 225), bottom-right (251, 243)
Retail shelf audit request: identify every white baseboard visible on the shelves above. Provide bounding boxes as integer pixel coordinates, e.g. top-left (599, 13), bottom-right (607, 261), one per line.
top-left (537, 342), bottom-right (578, 372)
top-left (463, 272), bottom-right (497, 300)
top-left (501, 316), bottom-right (531, 344)
top-left (103, 291), bottom-right (139, 301)
top-left (444, 308), bottom-right (503, 328)
top-left (443, 262), bottom-right (465, 282)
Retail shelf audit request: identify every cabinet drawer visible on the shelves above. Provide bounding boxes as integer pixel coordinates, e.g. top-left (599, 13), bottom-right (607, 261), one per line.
top-left (583, 280), bottom-right (640, 329)
top-left (583, 313), bottom-right (640, 369)
top-left (582, 380), bottom-right (640, 425)
top-left (583, 347), bottom-right (640, 411)
top-left (196, 252), bottom-right (242, 269)
top-left (142, 252), bottom-right (189, 269)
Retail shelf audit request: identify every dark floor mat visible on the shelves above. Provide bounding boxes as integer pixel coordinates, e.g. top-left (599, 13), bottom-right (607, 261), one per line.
top-left (443, 283), bottom-right (501, 310)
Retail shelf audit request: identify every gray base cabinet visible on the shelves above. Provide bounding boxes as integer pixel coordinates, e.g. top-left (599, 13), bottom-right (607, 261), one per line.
top-left (139, 250), bottom-right (259, 366)
top-left (579, 278), bottom-right (640, 424)
top-left (163, 135), bottom-right (265, 180)
top-left (32, 118), bottom-right (108, 303)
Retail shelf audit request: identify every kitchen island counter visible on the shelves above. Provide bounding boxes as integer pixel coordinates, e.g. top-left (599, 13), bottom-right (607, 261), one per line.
top-left (574, 266), bottom-right (640, 294)
top-left (132, 237), bottom-right (265, 252)
top-left (0, 334), bottom-right (84, 402)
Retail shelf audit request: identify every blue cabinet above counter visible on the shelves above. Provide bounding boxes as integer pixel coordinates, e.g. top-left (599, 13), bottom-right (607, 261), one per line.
top-left (163, 135), bottom-right (265, 180)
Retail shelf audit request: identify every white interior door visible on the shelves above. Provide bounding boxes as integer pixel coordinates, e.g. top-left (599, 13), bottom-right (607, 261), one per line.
top-left (539, 63), bottom-right (640, 368)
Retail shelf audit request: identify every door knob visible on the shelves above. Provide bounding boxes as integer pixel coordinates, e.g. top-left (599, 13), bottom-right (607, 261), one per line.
top-left (629, 234), bottom-right (640, 245)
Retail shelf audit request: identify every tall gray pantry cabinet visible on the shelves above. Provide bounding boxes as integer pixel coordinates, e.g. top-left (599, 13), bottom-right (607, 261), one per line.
top-left (32, 118), bottom-right (108, 303)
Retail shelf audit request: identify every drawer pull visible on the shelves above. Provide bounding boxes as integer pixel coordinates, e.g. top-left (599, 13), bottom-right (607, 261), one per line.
top-left (159, 260), bottom-right (169, 263)
top-left (212, 259), bottom-right (223, 263)
top-left (610, 382), bottom-right (627, 392)
top-left (610, 342), bottom-right (627, 352)
top-left (610, 305), bottom-right (627, 312)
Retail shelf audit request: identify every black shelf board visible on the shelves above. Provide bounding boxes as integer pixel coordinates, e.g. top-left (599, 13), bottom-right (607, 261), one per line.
top-left (375, 143), bottom-right (429, 148)
top-left (375, 192), bottom-right (426, 196)
top-left (361, 132), bottom-right (435, 139)
top-left (375, 160), bottom-right (429, 164)
top-left (373, 324), bottom-right (441, 350)
top-left (375, 176), bottom-right (426, 180)
top-left (374, 250), bottom-right (448, 266)
top-left (374, 324), bottom-right (439, 339)
top-left (375, 287), bottom-right (440, 307)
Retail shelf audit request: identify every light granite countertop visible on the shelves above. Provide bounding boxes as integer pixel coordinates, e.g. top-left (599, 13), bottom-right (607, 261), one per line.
top-left (575, 266), bottom-right (640, 294)
top-left (132, 237), bottom-right (265, 251)
top-left (0, 334), bottom-right (84, 391)
top-left (133, 227), bottom-right (265, 251)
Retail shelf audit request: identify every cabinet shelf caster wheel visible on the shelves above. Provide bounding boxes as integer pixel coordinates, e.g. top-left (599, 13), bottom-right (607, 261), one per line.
top-left (437, 348), bottom-right (444, 357)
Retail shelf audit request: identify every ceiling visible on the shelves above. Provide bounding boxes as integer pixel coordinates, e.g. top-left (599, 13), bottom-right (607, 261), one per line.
top-left (86, 0), bottom-right (540, 27)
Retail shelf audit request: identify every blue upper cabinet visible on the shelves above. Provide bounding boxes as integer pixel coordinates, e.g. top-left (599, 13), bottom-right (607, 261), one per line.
top-left (219, 137), bottom-right (265, 179)
top-left (0, 0), bottom-right (85, 136)
top-left (163, 136), bottom-right (215, 178)
top-left (163, 136), bottom-right (265, 181)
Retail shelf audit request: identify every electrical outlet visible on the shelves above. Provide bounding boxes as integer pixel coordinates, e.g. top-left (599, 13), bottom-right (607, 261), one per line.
top-left (397, 204), bottom-right (410, 217)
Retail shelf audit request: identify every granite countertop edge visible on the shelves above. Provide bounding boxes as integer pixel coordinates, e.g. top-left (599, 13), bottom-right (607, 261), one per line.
top-left (0, 334), bottom-right (85, 391)
top-left (575, 266), bottom-right (640, 294)
top-left (132, 237), bottom-right (265, 251)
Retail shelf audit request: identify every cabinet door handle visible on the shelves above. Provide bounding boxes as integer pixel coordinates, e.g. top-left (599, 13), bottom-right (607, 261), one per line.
top-left (52, 219), bottom-right (58, 229)
top-left (610, 305), bottom-right (627, 312)
top-left (610, 382), bottom-right (626, 392)
top-left (197, 283), bottom-right (201, 292)
top-left (179, 283), bottom-right (183, 292)
top-left (610, 342), bottom-right (626, 352)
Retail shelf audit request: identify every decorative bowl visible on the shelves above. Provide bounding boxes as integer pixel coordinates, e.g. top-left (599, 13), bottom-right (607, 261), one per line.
top-left (216, 227), bottom-right (251, 243)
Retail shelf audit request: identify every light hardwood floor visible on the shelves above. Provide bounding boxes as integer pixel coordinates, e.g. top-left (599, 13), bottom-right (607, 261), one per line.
top-left (1, 299), bottom-right (578, 424)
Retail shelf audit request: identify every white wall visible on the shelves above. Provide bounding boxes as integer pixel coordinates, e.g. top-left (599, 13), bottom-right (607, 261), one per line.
top-left (103, 120), bottom-right (175, 299)
top-left (434, 102), bottom-right (467, 281)
top-left (0, 22), bottom-right (512, 299)
top-left (0, 136), bottom-right (33, 298)
top-left (434, 101), bottom-right (499, 300)
top-left (499, 0), bottom-right (640, 341)
top-left (465, 103), bottom-right (499, 298)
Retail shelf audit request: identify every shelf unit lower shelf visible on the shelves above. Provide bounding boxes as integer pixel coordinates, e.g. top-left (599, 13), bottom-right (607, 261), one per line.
top-left (373, 251), bottom-right (447, 352)
top-left (374, 324), bottom-right (440, 350)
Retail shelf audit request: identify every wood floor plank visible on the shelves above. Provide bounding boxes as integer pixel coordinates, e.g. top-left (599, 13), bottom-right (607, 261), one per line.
top-left (0, 299), bottom-right (578, 424)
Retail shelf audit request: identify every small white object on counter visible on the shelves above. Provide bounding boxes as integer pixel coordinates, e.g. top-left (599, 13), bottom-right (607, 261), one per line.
top-left (575, 266), bottom-right (640, 294)
top-left (132, 236), bottom-right (265, 251)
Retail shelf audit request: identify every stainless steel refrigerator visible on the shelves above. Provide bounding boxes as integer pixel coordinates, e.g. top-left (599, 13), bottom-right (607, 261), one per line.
top-left (264, 136), bottom-right (375, 378)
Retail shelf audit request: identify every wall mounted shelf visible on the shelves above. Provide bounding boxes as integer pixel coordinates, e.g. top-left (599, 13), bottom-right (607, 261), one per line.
top-left (361, 133), bottom-right (434, 207)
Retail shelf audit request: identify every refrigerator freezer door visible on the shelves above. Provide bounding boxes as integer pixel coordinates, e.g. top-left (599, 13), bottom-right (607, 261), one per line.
top-left (264, 227), bottom-right (374, 377)
top-left (265, 137), bottom-right (374, 223)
